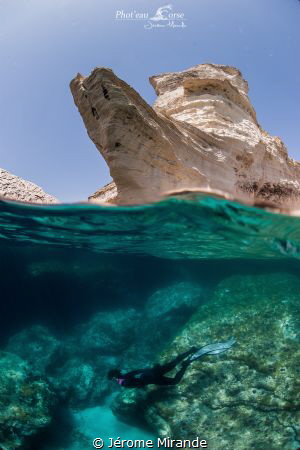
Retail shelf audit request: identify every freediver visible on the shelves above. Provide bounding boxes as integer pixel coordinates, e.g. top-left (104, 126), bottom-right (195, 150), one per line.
top-left (107, 338), bottom-right (235, 388)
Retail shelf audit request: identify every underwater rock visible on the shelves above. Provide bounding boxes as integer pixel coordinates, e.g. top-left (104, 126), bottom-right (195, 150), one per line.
top-left (0, 351), bottom-right (55, 449)
top-left (131, 282), bottom-right (205, 362)
top-left (5, 325), bottom-right (61, 373)
top-left (0, 168), bottom-right (57, 204)
top-left (71, 308), bottom-right (141, 355)
top-left (120, 282), bottom-right (205, 369)
top-left (48, 288), bottom-right (204, 409)
top-left (3, 310), bottom-right (140, 409)
top-left (2, 310), bottom-right (141, 409)
top-left (115, 273), bottom-right (300, 449)
top-left (47, 309), bottom-right (141, 408)
top-left (111, 389), bottom-right (149, 429)
top-left (70, 64), bottom-right (300, 206)
top-left (145, 282), bottom-right (204, 319)
top-left (49, 356), bottom-right (113, 408)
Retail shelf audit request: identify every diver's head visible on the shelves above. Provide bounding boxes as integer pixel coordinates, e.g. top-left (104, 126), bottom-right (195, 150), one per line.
top-left (107, 369), bottom-right (122, 380)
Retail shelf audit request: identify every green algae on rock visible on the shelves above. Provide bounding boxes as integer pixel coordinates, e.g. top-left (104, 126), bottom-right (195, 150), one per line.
top-left (114, 273), bottom-right (300, 450)
top-left (0, 352), bottom-right (56, 449)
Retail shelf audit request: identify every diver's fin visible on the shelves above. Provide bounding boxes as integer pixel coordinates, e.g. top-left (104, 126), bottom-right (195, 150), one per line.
top-left (189, 338), bottom-right (236, 361)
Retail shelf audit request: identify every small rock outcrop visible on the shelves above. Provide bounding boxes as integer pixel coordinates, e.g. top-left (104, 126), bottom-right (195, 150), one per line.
top-left (0, 168), bottom-right (57, 204)
top-left (70, 64), bottom-right (300, 206)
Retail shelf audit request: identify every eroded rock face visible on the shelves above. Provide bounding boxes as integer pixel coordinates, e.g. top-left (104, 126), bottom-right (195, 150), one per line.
top-left (0, 168), bottom-right (57, 204)
top-left (114, 273), bottom-right (300, 449)
top-left (70, 64), bottom-right (300, 206)
top-left (88, 181), bottom-right (118, 203)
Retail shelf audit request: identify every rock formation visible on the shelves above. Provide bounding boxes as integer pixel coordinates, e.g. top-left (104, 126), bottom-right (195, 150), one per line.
top-left (113, 273), bottom-right (300, 449)
top-left (2, 270), bottom-right (299, 448)
top-left (70, 64), bottom-right (300, 206)
top-left (6, 325), bottom-right (61, 373)
top-left (0, 351), bottom-right (55, 449)
top-left (0, 168), bottom-right (57, 204)
top-left (1, 282), bottom-right (204, 413)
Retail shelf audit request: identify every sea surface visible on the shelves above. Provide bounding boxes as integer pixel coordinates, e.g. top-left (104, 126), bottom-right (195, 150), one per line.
top-left (0, 195), bottom-right (299, 450)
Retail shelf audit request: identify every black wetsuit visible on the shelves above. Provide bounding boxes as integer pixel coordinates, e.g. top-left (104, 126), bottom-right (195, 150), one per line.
top-left (118, 347), bottom-right (195, 388)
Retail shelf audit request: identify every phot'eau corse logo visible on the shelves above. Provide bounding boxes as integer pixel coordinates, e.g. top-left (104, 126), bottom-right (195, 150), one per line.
top-left (115, 4), bottom-right (187, 29)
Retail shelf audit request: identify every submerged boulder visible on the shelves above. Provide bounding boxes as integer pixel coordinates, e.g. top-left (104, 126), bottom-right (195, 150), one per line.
top-left (3, 309), bottom-right (143, 410)
top-left (70, 308), bottom-right (141, 355)
top-left (123, 282), bottom-right (206, 367)
top-left (115, 273), bottom-right (300, 449)
top-left (49, 357), bottom-right (112, 408)
top-left (0, 352), bottom-right (55, 449)
top-left (50, 308), bottom-right (141, 408)
top-left (145, 282), bottom-right (204, 319)
top-left (6, 325), bottom-right (61, 373)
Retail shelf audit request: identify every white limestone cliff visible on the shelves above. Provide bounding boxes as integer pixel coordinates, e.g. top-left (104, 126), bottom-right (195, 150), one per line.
top-left (70, 64), bottom-right (300, 206)
top-left (0, 168), bottom-right (58, 204)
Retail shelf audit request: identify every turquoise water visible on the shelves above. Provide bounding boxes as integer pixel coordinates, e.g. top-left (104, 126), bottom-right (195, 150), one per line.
top-left (1, 195), bottom-right (300, 259)
top-left (0, 196), bottom-right (299, 449)
top-left (69, 399), bottom-right (156, 450)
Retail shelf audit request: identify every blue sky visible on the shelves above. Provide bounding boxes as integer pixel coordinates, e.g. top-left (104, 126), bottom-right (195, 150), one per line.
top-left (0, 0), bottom-right (299, 201)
